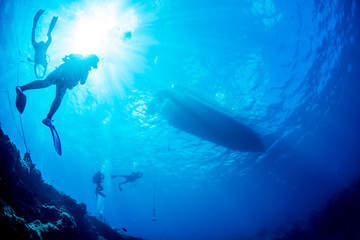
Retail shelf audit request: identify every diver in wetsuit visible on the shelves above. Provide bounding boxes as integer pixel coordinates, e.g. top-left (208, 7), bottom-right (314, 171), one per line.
top-left (15, 54), bottom-right (99, 127)
top-left (93, 171), bottom-right (106, 200)
top-left (111, 171), bottom-right (143, 192)
top-left (31, 9), bottom-right (58, 79)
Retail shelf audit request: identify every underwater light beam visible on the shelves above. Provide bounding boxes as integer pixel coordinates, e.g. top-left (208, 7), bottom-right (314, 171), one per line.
top-left (68, 2), bottom-right (138, 56)
top-left (51, 0), bottom-right (155, 101)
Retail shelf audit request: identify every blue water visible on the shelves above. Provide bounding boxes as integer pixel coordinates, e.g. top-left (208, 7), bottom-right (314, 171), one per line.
top-left (1, 0), bottom-right (360, 239)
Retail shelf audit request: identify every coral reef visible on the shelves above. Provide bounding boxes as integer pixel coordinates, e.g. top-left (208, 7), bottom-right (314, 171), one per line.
top-left (0, 126), bottom-right (141, 240)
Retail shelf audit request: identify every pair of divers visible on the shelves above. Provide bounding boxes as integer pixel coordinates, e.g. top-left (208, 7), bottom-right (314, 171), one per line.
top-left (93, 171), bottom-right (143, 199)
top-left (16, 9), bottom-right (99, 155)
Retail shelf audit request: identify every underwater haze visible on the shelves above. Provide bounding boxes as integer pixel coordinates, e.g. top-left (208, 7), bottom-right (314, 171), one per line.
top-left (1, 0), bottom-right (360, 239)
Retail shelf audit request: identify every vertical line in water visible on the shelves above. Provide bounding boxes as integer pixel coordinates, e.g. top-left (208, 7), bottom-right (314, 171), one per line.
top-left (152, 167), bottom-right (156, 222)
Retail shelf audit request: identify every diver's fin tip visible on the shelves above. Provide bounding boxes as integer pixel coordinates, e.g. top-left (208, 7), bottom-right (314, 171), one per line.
top-left (43, 119), bottom-right (62, 156)
top-left (47, 16), bottom-right (58, 35)
top-left (15, 86), bottom-right (26, 114)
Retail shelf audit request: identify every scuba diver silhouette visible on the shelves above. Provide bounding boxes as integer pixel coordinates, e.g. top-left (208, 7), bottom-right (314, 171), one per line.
top-left (15, 53), bottom-right (99, 155)
top-left (31, 9), bottom-right (58, 79)
top-left (93, 171), bottom-right (106, 200)
top-left (112, 171), bottom-right (143, 192)
top-left (16, 54), bottom-right (99, 125)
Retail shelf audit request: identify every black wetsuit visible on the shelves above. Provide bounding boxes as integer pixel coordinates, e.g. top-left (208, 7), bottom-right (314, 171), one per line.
top-left (93, 172), bottom-right (105, 199)
top-left (20, 55), bottom-right (93, 119)
top-left (112, 171), bottom-right (143, 191)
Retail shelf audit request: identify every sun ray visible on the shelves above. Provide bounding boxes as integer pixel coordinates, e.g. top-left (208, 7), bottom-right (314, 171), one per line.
top-left (47, 0), bottom-right (157, 102)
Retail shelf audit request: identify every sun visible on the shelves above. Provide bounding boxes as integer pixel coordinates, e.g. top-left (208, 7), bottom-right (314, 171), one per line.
top-left (69, 2), bottom-right (138, 56)
top-left (50, 0), bottom-right (157, 101)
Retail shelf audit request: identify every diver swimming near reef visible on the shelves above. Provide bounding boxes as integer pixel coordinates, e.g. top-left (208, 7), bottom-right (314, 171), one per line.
top-left (16, 53), bottom-right (99, 122)
top-left (93, 171), bottom-right (106, 200)
top-left (112, 171), bottom-right (143, 192)
top-left (15, 53), bottom-right (99, 155)
top-left (30, 9), bottom-right (58, 79)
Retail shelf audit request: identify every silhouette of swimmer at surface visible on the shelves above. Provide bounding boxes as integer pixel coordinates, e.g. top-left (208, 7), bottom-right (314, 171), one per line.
top-left (112, 171), bottom-right (143, 192)
top-left (93, 171), bottom-right (106, 200)
top-left (16, 54), bottom-right (99, 128)
top-left (31, 9), bottom-right (58, 79)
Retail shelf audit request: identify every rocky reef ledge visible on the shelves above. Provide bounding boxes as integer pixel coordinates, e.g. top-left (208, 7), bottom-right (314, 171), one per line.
top-left (0, 126), bottom-right (141, 240)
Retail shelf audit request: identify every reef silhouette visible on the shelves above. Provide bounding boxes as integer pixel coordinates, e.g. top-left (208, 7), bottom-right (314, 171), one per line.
top-left (0, 126), bottom-right (141, 240)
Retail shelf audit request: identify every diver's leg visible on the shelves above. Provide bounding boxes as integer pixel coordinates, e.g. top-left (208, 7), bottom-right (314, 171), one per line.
top-left (121, 180), bottom-right (130, 185)
top-left (42, 63), bottom-right (47, 78)
top-left (98, 185), bottom-right (106, 197)
top-left (21, 79), bottom-right (51, 91)
top-left (21, 70), bottom-right (57, 91)
top-left (46, 85), bottom-right (66, 119)
top-left (119, 183), bottom-right (122, 192)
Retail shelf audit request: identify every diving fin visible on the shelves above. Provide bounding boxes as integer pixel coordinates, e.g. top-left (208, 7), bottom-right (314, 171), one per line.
top-left (47, 16), bottom-right (58, 36)
top-left (33, 9), bottom-right (45, 27)
top-left (16, 86), bottom-right (26, 114)
top-left (42, 118), bottom-right (62, 155)
top-left (51, 126), bottom-right (62, 156)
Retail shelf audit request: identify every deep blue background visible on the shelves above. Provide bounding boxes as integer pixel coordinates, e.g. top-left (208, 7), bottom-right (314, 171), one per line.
top-left (1, 0), bottom-right (360, 239)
